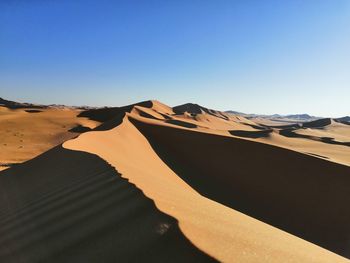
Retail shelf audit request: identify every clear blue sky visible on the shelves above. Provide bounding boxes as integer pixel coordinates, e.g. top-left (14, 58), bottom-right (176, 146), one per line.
top-left (1, 0), bottom-right (349, 117)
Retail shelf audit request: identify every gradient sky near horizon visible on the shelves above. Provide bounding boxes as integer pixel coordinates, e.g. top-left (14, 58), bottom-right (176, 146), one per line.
top-left (0, 1), bottom-right (349, 117)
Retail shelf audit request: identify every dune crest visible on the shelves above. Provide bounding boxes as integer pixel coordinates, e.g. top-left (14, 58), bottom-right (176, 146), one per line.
top-left (1, 99), bottom-right (349, 262)
top-left (64, 102), bottom-right (348, 262)
top-left (0, 146), bottom-right (215, 262)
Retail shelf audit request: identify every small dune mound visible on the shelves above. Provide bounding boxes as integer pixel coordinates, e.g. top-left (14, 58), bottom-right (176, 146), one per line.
top-left (335, 116), bottom-right (350, 125)
top-left (78, 101), bottom-right (156, 131)
top-left (170, 103), bottom-right (263, 132)
top-left (172, 103), bottom-right (205, 115)
top-left (78, 100), bottom-right (176, 131)
top-left (150, 100), bottom-right (174, 115)
top-left (302, 118), bottom-right (332, 128)
top-left (132, 106), bottom-right (166, 120)
top-left (78, 100), bottom-right (154, 122)
top-left (230, 129), bottom-right (273, 138)
top-left (173, 103), bottom-right (229, 120)
top-left (268, 123), bottom-right (302, 129)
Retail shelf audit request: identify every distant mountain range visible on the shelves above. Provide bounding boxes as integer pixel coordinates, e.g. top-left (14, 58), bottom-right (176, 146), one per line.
top-left (225, 110), bottom-right (320, 122)
top-left (226, 110), bottom-right (350, 125)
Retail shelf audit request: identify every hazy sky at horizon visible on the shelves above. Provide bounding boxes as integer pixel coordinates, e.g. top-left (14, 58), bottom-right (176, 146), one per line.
top-left (1, 0), bottom-right (349, 117)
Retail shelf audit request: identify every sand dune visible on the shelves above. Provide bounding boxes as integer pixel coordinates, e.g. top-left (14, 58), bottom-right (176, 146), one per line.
top-left (131, 116), bottom-right (350, 257)
top-left (227, 114), bottom-right (350, 166)
top-left (254, 118), bottom-right (350, 166)
top-left (0, 100), bottom-right (349, 262)
top-left (0, 146), bottom-right (214, 262)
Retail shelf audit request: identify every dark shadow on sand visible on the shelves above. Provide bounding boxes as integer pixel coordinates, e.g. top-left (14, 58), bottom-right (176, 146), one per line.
top-left (138, 111), bottom-right (160, 120)
top-left (0, 146), bottom-right (216, 263)
top-left (165, 120), bottom-right (197, 129)
top-left (131, 118), bottom-right (350, 259)
top-left (280, 128), bottom-right (350, 147)
top-left (302, 118), bottom-right (332, 128)
top-left (242, 123), bottom-right (269, 130)
top-left (78, 100), bottom-right (154, 131)
top-left (25, 110), bottom-right (43, 113)
top-left (304, 152), bottom-right (329, 159)
top-left (229, 129), bottom-right (272, 139)
top-left (173, 103), bottom-right (229, 121)
top-left (68, 125), bottom-right (92, 133)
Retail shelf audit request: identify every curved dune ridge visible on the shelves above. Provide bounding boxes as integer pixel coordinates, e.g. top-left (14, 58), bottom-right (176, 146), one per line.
top-left (0, 100), bottom-right (349, 262)
top-left (0, 147), bottom-right (215, 262)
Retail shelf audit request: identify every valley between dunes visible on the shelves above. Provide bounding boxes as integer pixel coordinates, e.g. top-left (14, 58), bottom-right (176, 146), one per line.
top-left (0, 100), bottom-right (349, 262)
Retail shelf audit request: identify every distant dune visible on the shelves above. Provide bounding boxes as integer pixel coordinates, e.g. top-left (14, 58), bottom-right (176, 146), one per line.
top-left (0, 99), bottom-right (349, 262)
top-left (225, 109), bottom-right (321, 124)
top-left (0, 97), bottom-right (47, 109)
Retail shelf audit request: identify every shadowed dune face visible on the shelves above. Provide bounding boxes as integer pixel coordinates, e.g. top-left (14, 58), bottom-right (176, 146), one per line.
top-left (254, 118), bottom-right (350, 165)
top-left (79, 101), bottom-right (153, 122)
top-left (165, 119), bottom-right (197, 129)
top-left (230, 129), bottom-right (272, 138)
top-left (78, 101), bottom-right (156, 131)
top-left (24, 110), bottom-right (43, 113)
top-left (173, 103), bottom-right (229, 121)
top-left (138, 110), bottom-right (160, 120)
top-left (131, 118), bottom-right (350, 258)
top-left (335, 117), bottom-right (350, 125)
top-left (64, 115), bottom-right (350, 262)
top-left (241, 123), bottom-right (269, 130)
top-left (0, 146), bottom-right (216, 263)
top-left (68, 124), bottom-right (92, 133)
top-left (280, 128), bottom-right (350, 147)
top-left (173, 103), bottom-right (203, 115)
top-left (302, 118), bottom-right (332, 128)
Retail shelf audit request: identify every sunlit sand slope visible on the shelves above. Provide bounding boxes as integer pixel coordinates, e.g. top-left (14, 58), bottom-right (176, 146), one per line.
top-left (0, 146), bottom-right (215, 262)
top-left (64, 101), bottom-right (347, 262)
top-left (0, 100), bottom-right (348, 262)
